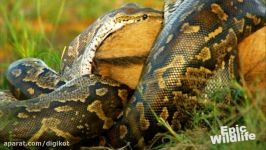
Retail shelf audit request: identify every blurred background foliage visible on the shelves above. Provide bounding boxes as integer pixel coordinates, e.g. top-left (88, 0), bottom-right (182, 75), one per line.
top-left (0, 0), bottom-right (162, 89)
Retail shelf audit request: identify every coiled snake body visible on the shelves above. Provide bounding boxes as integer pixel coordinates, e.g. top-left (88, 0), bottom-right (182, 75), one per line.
top-left (0, 0), bottom-right (265, 148)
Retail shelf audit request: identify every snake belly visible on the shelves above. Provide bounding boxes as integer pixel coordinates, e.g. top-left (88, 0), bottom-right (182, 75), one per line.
top-left (105, 0), bottom-right (266, 148)
top-left (61, 3), bottom-right (162, 81)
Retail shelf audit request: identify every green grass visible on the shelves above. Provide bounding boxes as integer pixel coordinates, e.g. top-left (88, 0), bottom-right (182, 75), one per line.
top-left (0, 0), bottom-right (265, 150)
top-left (0, 0), bottom-right (162, 89)
top-left (149, 81), bottom-right (266, 150)
top-left (0, 0), bottom-right (63, 89)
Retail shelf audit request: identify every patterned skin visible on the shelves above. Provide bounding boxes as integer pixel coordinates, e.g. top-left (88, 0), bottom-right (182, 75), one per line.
top-left (0, 0), bottom-right (265, 149)
top-left (0, 2), bottom-right (161, 147)
top-left (105, 0), bottom-right (266, 148)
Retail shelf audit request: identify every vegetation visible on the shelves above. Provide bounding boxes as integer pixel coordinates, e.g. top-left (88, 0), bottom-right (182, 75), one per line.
top-left (151, 81), bottom-right (266, 150)
top-left (0, 0), bottom-right (265, 150)
top-left (0, 0), bottom-right (162, 89)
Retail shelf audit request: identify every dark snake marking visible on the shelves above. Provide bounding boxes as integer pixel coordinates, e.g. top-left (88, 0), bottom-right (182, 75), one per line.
top-left (104, 0), bottom-right (266, 148)
top-left (6, 58), bottom-right (66, 99)
top-left (0, 0), bottom-right (265, 149)
top-left (0, 74), bottom-right (133, 144)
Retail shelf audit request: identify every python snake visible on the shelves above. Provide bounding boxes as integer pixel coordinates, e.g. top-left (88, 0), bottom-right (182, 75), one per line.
top-left (0, 0), bottom-right (266, 149)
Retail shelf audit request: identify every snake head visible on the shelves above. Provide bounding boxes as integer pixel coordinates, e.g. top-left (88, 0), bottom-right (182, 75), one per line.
top-left (112, 3), bottom-right (162, 23)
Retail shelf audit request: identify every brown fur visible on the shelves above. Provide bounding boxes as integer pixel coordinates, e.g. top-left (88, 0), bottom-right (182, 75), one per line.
top-left (94, 16), bottom-right (265, 96)
top-left (94, 15), bottom-right (163, 89)
top-left (238, 27), bottom-right (266, 91)
top-left (238, 27), bottom-right (266, 114)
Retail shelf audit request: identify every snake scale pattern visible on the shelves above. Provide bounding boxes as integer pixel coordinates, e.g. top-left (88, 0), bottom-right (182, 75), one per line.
top-left (0, 0), bottom-right (265, 149)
